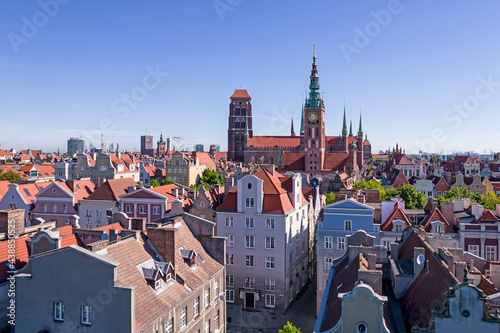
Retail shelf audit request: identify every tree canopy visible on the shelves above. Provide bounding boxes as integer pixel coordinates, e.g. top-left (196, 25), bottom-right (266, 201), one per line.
top-left (439, 186), bottom-right (500, 210)
top-left (383, 184), bottom-right (426, 209)
top-left (201, 168), bottom-right (224, 186)
top-left (352, 179), bottom-right (385, 199)
top-left (279, 322), bottom-right (301, 333)
top-left (160, 178), bottom-right (174, 186)
top-left (0, 169), bottom-right (22, 184)
top-left (149, 179), bottom-right (160, 187)
top-left (325, 192), bottom-right (335, 205)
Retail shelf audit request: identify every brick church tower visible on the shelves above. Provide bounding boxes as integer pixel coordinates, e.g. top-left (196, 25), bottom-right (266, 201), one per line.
top-left (227, 90), bottom-right (252, 162)
top-left (303, 46), bottom-right (326, 172)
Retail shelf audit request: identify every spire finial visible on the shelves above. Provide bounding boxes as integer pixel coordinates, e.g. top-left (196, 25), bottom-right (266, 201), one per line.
top-left (358, 107), bottom-right (363, 136)
top-left (342, 100), bottom-right (348, 137)
top-left (313, 43), bottom-right (316, 59)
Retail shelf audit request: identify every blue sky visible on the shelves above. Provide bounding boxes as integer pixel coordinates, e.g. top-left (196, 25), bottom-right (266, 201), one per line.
top-left (1, 1), bottom-right (500, 154)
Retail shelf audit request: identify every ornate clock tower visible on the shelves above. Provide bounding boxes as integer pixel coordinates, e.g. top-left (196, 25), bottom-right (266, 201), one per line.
top-left (303, 46), bottom-right (325, 172)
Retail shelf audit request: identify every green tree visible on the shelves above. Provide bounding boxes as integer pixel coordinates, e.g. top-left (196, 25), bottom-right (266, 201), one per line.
top-left (0, 169), bottom-right (22, 184)
top-left (482, 191), bottom-right (500, 210)
top-left (160, 178), bottom-right (174, 186)
top-left (353, 179), bottom-right (385, 199)
top-left (494, 153), bottom-right (499, 160)
top-left (149, 179), bottom-right (160, 187)
top-left (325, 192), bottom-right (335, 205)
top-left (6, 158), bottom-right (14, 163)
top-left (383, 184), bottom-right (426, 209)
top-left (201, 168), bottom-right (224, 187)
top-left (279, 322), bottom-right (301, 333)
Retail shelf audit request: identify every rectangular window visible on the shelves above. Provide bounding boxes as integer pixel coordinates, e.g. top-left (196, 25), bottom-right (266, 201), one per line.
top-left (245, 277), bottom-right (255, 289)
top-left (205, 288), bottom-right (210, 308)
top-left (245, 255), bottom-right (254, 267)
top-left (125, 205), bottom-right (132, 213)
top-left (226, 274), bottom-right (234, 287)
top-left (226, 253), bottom-right (234, 265)
top-left (139, 205), bottom-right (146, 214)
top-left (487, 246), bottom-right (497, 261)
top-left (63, 205), bottom-right (67, 213)
top-left (265, 294), bottom-right (276, 308)
top-left (289, 252), bottom-right (293, 264)
top-left (468, 245), bottom-right (479, 256)
top-left (183, 177), bottom-right (187, 182)
top-left (80, 305), bottom-right (92, 324)
top-left (54, 302), bottom-right (64, 321)
top-left (296, 246), bottom-right (299, 258)
top-left (245, 218), bottom-right (254, 228)
top-left (325, 257), bottom-right (333, 271)
top-left (215, 281), bottom-right (219, 299)
top-left (180, 307), bottom-right (187, 328)
top-left (265, 237), bottom-right (275, 250)
top-left (52, 204), bottom-right (57, 213)
top-left (173, 169), bottom-right (177, 173)
top-left (337, 237), bottom-right (346, 250)
top-left (166, 318), bottom-right (173, 333)
top-left (344, 220), bottom-right (352, 230)
top-left (245, 236), bottom-right (255, 248)
top-left (325, 236), bottom-right (333, 249)
top-left (245, 197), bottom-right (255, 208)
top-left (205, 320), bottom-right (210, 333)
top-left (193, 297), bottom-right (200, 318)
top-left (215, 310), bottom-right (220, 330)
top-left (266, 256), bottom-right (275, 269)
top-left (225, 216), bottom-right (234, 227)
top-left (265, 278), bottom-right (275, 291)
top-left (396, 224), bottom-right (402, 232)
top-left (153, 206), bottom-right (160, 215)
top-left (266, 218), bottom-right (275, 230)
top-left (226, 289), bottom-right (234, 303)
top-left (226, 234), bottom-right (234, 247)
top-left (167, 168), bottom-right (172, 173)
top-left (85, 209), bottom-right (91, 217)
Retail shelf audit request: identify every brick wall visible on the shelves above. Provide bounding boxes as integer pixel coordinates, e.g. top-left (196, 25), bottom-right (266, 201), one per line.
top-left (0, 209), bottom-right (25, 237)
top-left (147, 227), bottom-right (176, 265)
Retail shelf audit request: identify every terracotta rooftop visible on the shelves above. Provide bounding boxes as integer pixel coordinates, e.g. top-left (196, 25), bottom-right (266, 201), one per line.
top-left (86, 178), bottom-right (138, 201)
top-left (420, 207), bottom-right (455, 233)
top-left (230, 89), bottom-right (251, 99)
top-left (247, 136), bottom-right (300, 149)
top-left (381, 202), bottom-right (412, 231)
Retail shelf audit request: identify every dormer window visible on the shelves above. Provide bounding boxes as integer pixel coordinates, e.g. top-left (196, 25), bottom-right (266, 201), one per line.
top-left (155, 279), bottom-right (161, 289)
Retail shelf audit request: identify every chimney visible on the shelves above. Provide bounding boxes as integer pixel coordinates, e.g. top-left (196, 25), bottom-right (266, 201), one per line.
top-left (0, 209), bottom-right (25, 237)
top-left (116, 151), bottom-right (121, 159)
top-left (454, 262), bottom-right (467, 283)
top-left (390, 243), bottom-right (399, 260)
top-left (127, 185), bottom-right (137, 193)
top-left (170, 199), bottom-right (184, 215)
top-left (172, 188), bottom-right (179, 198)
top-left (441, 202), bottom-right (456, 228)
top-left (366, 253), bottom-right (377, 270)
top-left (148, 227), bottom-right (176, 264)
top-left (131, 218), bottom-right (146, 230)
top-left (180, 187), bottom-right (185, 197)
top-left (92, 152), bottom-right (97, 161)
top-left (66, 179), bottom-right (76, 193)
top-left (365, 189), bottom-right (380, 203)
top-left (471, 203), bottom-right (484, 221)
top-left (414, 247), bottom-right (425, 277)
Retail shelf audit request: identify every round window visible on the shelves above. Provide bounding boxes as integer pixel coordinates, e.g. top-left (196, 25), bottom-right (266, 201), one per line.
top-left (356, 322), bottom-right (367, 333)
top-left (247, 183), bottom-right (252, 190)
top-left (462, 310), bottom-right (470, 318)
top-left (200, 201), bottom-right (205, 208)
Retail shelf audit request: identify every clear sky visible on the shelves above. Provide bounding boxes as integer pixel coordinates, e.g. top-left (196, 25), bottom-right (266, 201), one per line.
top-left (1, 1), bottom-right (500, 154)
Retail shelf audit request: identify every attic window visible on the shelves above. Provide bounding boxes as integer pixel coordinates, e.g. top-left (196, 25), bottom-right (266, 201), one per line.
top-left (155, 279), bottom-right (161, 289)
top-left (247, 183), bottom-right (252, 190)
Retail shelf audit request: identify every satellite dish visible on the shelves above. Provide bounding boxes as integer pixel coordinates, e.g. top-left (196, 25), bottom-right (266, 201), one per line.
top-left (101, 233), bottom-right (109, 241)
top-left (416, 254), bottom-right (425, 265)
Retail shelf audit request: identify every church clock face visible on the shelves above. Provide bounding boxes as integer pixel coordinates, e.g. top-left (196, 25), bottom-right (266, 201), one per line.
top-left (308, 112), bottom-right (318, 123)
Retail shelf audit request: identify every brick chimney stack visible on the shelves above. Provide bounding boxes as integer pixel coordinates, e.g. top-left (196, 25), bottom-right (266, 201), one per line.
top-left (148, 227), bottom-right (177, 266)
top-left (0, 209), bottom-right (25, 237)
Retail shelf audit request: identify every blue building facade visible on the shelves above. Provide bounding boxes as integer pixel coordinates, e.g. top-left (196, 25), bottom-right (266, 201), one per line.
top-left (316, 199), bottom-right (378, 314)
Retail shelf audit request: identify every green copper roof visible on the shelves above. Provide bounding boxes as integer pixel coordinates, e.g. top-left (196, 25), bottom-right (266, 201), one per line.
top-left (349, 119), bottom-right (353, 137)
top-left (358, 112), bottom-right (363, 135)
top-left (300, 103), bottom-right (304, 133)
top-left (278, 147), bottom-right (282, 166)
top-left (305, 47), bottom-right (324, 108)
top-left (342, 106), bottom-right (347, 136)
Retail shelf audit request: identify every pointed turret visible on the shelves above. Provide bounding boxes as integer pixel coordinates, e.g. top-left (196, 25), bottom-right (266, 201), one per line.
top-left (349, 119), bottom-right (353, 137)
top-left (305, 45), bottom-right (323, 108)
top-left (358, 112), bottom-right (363, 136)
top-left (342, 106), bottom-right (348, 137)
top-left (300, 103), bottom-right (304, 134)
top-left (291, 117), bottom-right (296, 137)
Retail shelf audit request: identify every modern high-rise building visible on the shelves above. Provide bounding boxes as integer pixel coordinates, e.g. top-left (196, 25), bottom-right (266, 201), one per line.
top-left (140, 134), bottom-right (154, 155)
top-left (195, 144), bottom-right (204, 152)
top-left (67, 137), bottom-right (85, 156)
top-left (167, 137), bottom-right (185, 152)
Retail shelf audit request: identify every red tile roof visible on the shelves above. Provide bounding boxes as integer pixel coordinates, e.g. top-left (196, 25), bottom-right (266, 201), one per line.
top-left (381, 202), bottom-right (412, 231)
top-left (0, 180), bottom-right (11, 200)
top-left (420, 208), bottom-right (455, 233)
top-left (477, 209), bottom-right (499, 223)
top-left (190, 151), bottom-right (215, 165)
top-left (95, 222), bottom-right (124, 233)
top-left (399, 231), bottom-right (459, 330)
top-left (230, 89), bottom-right (251, 99)
top-left (86, 178), bottom-right (137, 201)
top-left (281, 153), bottom-right (305, 171)
top-left (323, 153), bottom-right (349, 171)
top-left (105, 221), bottom-right (223, 332)
top-left (247, 136), bottom-right (300, 149)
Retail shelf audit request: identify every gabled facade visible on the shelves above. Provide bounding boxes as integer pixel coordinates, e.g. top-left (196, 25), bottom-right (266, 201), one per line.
top-left (216, 168), bottom-right (312, 311)
top-left (317, 199), bottom-right (376, 313)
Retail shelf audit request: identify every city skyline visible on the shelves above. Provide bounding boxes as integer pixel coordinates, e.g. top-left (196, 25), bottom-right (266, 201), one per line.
top-left (2, 1), bottom-right (500, 154)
